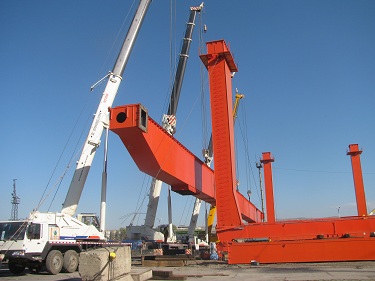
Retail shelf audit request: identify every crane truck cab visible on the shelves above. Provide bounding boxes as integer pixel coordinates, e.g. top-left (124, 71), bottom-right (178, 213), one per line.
top-left (0, 211), bottom-right (106, 275)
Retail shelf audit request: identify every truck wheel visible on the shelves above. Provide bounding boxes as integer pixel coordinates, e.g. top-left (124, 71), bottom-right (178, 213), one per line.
top-left (63, 250), bottom-right (79, 273)
top-left (8, 260), bottom-right (26, 275)
top-left (46, 250), bottom-right (63, 275)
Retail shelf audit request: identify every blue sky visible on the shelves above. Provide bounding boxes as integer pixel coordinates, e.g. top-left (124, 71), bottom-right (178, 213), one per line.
top-left (1, 0), bottom-right (374, 230)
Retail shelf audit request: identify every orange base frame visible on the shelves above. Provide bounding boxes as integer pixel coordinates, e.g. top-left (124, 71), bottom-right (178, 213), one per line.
top-left (222, 237), bottom-right (375, 264)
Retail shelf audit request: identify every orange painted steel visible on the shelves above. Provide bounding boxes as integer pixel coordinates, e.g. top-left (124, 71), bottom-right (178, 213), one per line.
top-left (199, 40), bottom-right (243, 230)
top-left (260, 152), bottom-right (275, 223)
top-left (109, 103), bottom-right (263, 223)
top-left (109, 39), bottom-right (375, 264)
top-left (198, 40), bottom-right (375, 264)
top-left (225, 237), bottom-right (375, 264)
top-left (215, 214), bottom-right (375, 263)
top-left (215, 152), bottom-right (375, 263)
top-left (347, 144), bottom-right (367, 216)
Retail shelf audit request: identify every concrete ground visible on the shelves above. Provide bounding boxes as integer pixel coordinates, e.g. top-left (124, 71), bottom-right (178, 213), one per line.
top-left (1, 261), bottom-right (375, 280)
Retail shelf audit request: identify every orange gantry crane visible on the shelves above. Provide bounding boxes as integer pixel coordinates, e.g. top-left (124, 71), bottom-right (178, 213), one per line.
top-left (109, 39), bottom-right (375, 264)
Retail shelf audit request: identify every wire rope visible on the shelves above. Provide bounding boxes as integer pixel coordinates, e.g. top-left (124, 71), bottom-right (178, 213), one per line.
top-left (39, 1), bottom-right (138, 213)
top-left (236, 102), bottom-right (262, 206)
top-left (45, 104), bottom-right (93, 211)
top-left (97, 0), bottom-right (137, 76)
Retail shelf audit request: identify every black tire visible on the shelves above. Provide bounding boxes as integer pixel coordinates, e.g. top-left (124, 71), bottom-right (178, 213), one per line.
top-left (63, 250), bottom-right (79, 273)
top-left (8, 260), bottom-right (26, 275)
top-left (45, 250), bottom-right (63, 275)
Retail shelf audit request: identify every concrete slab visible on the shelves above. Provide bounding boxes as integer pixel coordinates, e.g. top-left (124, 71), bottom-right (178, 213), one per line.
top-left (130, 268), bottom-right (152, 281)
top-left (79, 246), bottom-right (131, 281)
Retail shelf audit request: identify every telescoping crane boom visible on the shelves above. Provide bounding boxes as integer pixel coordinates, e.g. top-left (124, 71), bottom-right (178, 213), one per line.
top-left (126, 3), bottom-right (204, 244)
top-left (61, 0), bottom-right (152, 217)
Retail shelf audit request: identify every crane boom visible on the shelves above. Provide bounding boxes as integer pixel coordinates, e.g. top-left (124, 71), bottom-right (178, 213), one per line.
top-left (168, 3), bottom-right (204, 116)
top-left (61, 0), bottom-right (152, 216)
top-left (162, 2), bottom-right (204, 135)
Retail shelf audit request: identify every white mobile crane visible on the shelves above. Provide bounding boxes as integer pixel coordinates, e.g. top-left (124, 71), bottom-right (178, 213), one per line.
top-left (0, 0), bottom-right (152, 275)
top-left (125, 3), bottom-right (204, 248)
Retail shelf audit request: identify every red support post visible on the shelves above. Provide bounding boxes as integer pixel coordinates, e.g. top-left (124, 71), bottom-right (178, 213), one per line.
top-left (347, 144), bottom-right (367, 217)
top-left (260, 152), bottom-right (276, 223)
top-left (199, 40), bottom-right (243, 229)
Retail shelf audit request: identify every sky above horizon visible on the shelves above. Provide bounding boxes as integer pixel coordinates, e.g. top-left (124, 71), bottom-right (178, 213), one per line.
top-left (1, 0), bottom-right (374, 230)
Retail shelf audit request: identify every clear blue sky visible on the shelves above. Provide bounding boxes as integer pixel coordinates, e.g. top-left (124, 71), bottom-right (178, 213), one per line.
top-left (1, 1), bottom-right (374, 230)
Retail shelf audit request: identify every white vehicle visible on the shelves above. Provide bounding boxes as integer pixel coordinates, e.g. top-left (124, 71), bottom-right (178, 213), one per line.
top-left (0, 212), bottom-right (107, 275)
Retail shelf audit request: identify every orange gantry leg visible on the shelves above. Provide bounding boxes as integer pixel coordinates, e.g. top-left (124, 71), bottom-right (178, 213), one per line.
top-left (347, 144), bottom-right (367, 217)
top-left (200, 40), bottom-right (243, 230)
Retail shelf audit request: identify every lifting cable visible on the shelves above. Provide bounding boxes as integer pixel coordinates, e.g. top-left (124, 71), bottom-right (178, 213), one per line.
top-left (199, 9), bottom-right (210, 155)
top-left (131, 0), bottom-right (177, 223)
top-left (236, 99), bottom-right (262, 205)
top-left (129, 174), bottom-right (151, 226)
top-left (40, 1), bottom-right (138, 211)
top-left (143, 1), bottom-right (209, 228)
top-left (129, 0), bottom-right (180, 225)
top-left (97, 0), bottom-right (137, 77)
top-left (40, 103), bottom-right (92, 212)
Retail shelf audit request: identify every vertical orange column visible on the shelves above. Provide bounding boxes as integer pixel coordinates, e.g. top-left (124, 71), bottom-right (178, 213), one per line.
top-left (200, 40), bottom-right (242, 229)
top-left (261, 152), bottom-right (276, 223)
top-left (347, 144), bottom-right (367, 216)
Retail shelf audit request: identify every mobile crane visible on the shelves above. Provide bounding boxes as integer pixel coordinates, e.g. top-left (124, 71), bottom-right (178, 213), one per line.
top-left (0, 0), bottom-right (152, 275)
top-left (109, 39), bottom-right (375, 264)
top-left (125, 3), bottom-right (204, 249)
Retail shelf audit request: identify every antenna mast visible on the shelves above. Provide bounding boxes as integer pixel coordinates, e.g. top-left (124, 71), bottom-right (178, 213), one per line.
top-left (10, 179), bottom-right (20, 220)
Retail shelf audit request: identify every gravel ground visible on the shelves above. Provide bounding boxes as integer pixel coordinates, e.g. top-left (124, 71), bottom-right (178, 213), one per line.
top-left (1, 260), bottom-right (375, 280)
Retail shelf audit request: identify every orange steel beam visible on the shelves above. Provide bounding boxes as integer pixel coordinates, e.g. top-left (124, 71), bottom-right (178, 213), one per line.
top-left (199, 40), bottom-right (243, 230)
top-left (109, 103), bottom-right (263, 223)
top-left (260, 152), bottom-right (276, 223)
top-left (347, 144), bottom-right (367, 217)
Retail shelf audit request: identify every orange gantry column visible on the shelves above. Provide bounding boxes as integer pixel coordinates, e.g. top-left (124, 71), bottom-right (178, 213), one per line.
top-left (199, 40), bottom-right (242, 230)
top-left (260, 152), bottom-right (276, 223)
top-left (347, 144), bottom-right (367, 217)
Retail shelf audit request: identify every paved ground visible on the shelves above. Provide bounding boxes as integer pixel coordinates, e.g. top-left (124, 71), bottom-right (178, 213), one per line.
top-left (1, 261), bottom-right (375, 280)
